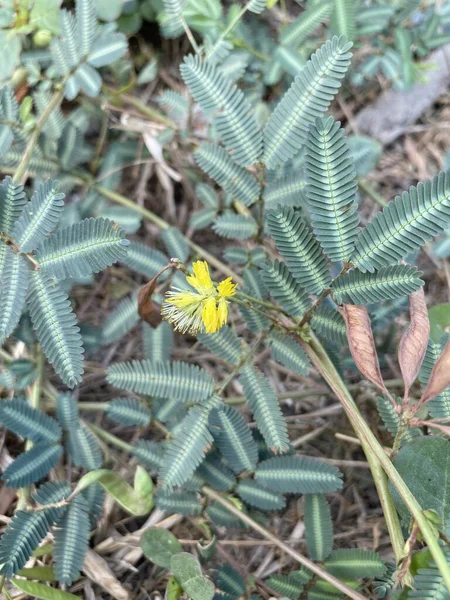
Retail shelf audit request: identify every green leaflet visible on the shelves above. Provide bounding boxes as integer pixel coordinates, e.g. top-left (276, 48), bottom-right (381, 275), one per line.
top-left (11, 579), bottom-right (80, 600)
top-left (76, 0), bottom-right (96, 57)
top-left (0, 177), bottom-right (26, 235)
top-left (143, 321), bottom-right (174, 363)
top-left (0, 481), bottom-right (70, 578)
top-left (132, 439), bottom-right (165, 470)
top-left (67, 425), bottom-right (102, 470)
top-left (215, 565), bottom-right (246, 598)
top-left (0, 88), bottom-right (15, 158)
top-left (73, 466), bottom-right (154, 516)
top-left (213, 213), bottom-right (258, 240)
top-left (142, 528), bottom-right (183, 570)
top-left (304, 494), bottom-right (333, 561)
top-left (239, 365), bottom-right (290, 454)
top-left (255, 455), bottom-right (343, 494)
top-left (2, 443), bottom-right (63, 488)
top-left (331, 265), bottom-right (424, 305)
top-left (237, 479), bottom-right (286, 511)
top-left (305, 117), bottom-right (359, 262)
top-left (198, 326), bottom-right (242, 365)
top-left (267, 571), bottom-right (311, 599)
top-left (53, 495), bottom-right (90, 585)
top-left (13, 180), bottom-right (65, 253)
top-left (352, 171), bottom-right (450, 272)
top-left (27, 270), bottom-right (84, 388)
top-left (35, 217), bottom-right (129, 280)
top-left (263, 174), bottom-right (307, 209)
top-left (105, 397), bottom-right (152, 427)
top-left (159, 402), bottom-right (216, 491)
top-left (419, 338), bottom-right (450, 420)
top-left (121, 240), bottom-right (169, 279)
top-left (280, 1), bottom-right (334, 48)
top-left (263, 36), bottom-right (353, 169)
top-left (180, 55), bottom-right (262, 167)
top-left (0, 246), bottom-right (29, 345)
top-left (408, 561), bottom-right (450, 599)
top-left (171, 553), bottom-right (215, 600)
top-left (162, 226), bottom-right (189, 262)
top-left (266, 333), bottom-right (310, 376)
top-left (195, 143), bottom-right (260, 207)
top-left (266, 206), bottom-right (331, 295)
top-left (260, 260), bottom-right (311, 318)
top-left (107, 359), bottom-right (214, 401)
top-left (197, 455), bottom-right (236, 491)
top-left (311, 305), bottom-right (347, 345)
top-left (56, 393), bottom-right (79, 430)
top-left (0, 397), bottom-right (61, 443)
top-left (196, 183), bottom-right (219, 208)
top-left (101, 292), bottom-right (139, 345)
top-left (208, 405), bottom-right (259, 473)
top-left (331, 0), bottom-right (356, 41)
top-left (324, 549), bottom-right (386, 578)
top-left (155, 490), bottom-right (203, 516)
top-left (158, 90), bottom-right (189, 122)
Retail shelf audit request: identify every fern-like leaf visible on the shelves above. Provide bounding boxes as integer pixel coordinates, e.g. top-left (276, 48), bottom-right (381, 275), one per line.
top-left (35, 218), bottom-right (129, 280)
top-left (121, 240), bottom-right (169, 278)
top-left (0, 481), bottom-right (70, 577)
top-left (67, 425), bottom-right (102, 470)
top-left (195, 143), bottom-right (260, 207)
top-left (263, 174), bottom-right (307, 209)
top-left (280, 1), bottom-right (334, 47)
top-left (162, 226), bottom-right (189, 262)
top-left (180, 55), bottom-right (262, 167)
top-left (215, 564), bottom-right (246, 598)
top-left (267, 333), bottom-right (310, 375)
top-left (101, 293), bottom-right (139, 345)
top-left (304, 494), bottom-right (333, 561)
top-left (13, 180), bottom-right (65, 253)
top-left (143, 321), bottom-right (174, 363)
top-left (305, 117), bottom-right (359, 262)
top-left (260, 260), bottom-right (311, 318)
top-left (266, 206), bottom-right (331, 295)
top-left (408, 563), bottom-right (450, 599)
top-left (311, 305), bottom-right (347, 344)
top-left (331, 0), bottom-right (356, 41)
top-left (255, 456), bottom-right (343, 494)
top-left (0, 177), bottom-right (26, 236)
top-left (159, 402), bottom-right (216, 491)
top-left (0, 398), bottom-right (61, 443)
top-left (237, 480), bottom-right (286, 511)
top-left (213, 213), bottom-right (258, 240)
top-left (197, 326), bottom-right (242, 365)
top-left (420, 337), bottom-right (450, 420)
top-left (352, 171), bottom-right (450, 272)
top-left (132, 439), bottom-right (165, 470)
top-left (263, 36), bottom-right (353, 168)
top-left (107, 360), bottom-right (214, 402)
top-left (324, 549), bottom-right (386, 578)
top-left (197, 455), bottom-right (236, 491)
top-left (0, 247), bottom-right (29, 345)
top-left (239, 365), bottom-right (289, 454)
top-left (54, 495), bottom-right (90, 585)
top-left (208, 405), bottom-right (259, 473)
top-left (56, 393), bottom-right (79, 430)
top-left (332, 265), bottom-right (424, 305)
top-left (155, 490), bottom-right (203, 515)
top-left (27, 270), bottom-right (84, 388)
top-left (105, 398), bottom-right (151, 426)
top-left (2, 443), bottom-right (63, 488)
top-left (76, 0), bottom-right (96, 58)
top-left (267, 571), bottom-right (311, 599)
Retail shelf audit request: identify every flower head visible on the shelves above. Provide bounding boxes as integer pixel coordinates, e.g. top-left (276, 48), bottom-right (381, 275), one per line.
top-left (161, 261), bottom-right (237, 335)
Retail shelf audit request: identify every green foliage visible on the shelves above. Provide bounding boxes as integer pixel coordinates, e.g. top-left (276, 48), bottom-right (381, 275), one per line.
top-left (0, 177), bottom-right (26, 236)
top-left (408, 561), bottom-right (450, 599)
top-left (162, 226), bottom-right (189, 262)
top-left (101, 292), bottom-right (139, 345)
top-left (324, 549), bottom-right (386, 578)
top-left (67, 425), bottom-right (102, 470)
top-left (121, 240), bottom-right (169, 278)
top-left (56, 393), bottom-right (79, 430)
top-left (35, 218), bottom-right (129, 280)
top-left (237, 480), bottom-right (286, 511)
top-left (198, 326), bottom-right (242, 365)
top-left (332, 265), bottom-right (424, 305)
top-left (420, 338), bottom-right (450, 420)
top-left (0, 398), bottom-right (61, 443)
top-left (352, 171), bottom-right (450, 272)
top-left (132, 439), bottom-right (165, 470)
top-left (255, 456), bottom-right (343, 494)
top-left (107, 360), bottom-right (214, 401)
top-left (155, 491), bottom-right (203, 515)
top-left (266, 206), bottom-right (331, 295)
top-left (180, 55), bottom-right (262, 167)
top-left (260, 260), bottom-right (311, 318)
top-left (311, 306), bottom-right (347, 345)
top-left (143, 321), bottom-right (174, 363)
top-left (213, 213), bottom-right (258, 240)
top-left (53, 496), bottom-right (90, 585)
top-left (263, 36), bottom-right (352, 168)
top-left (0, 247), bottom-right (29, 345)
top-left (239, 365), bottom-right (290, 454)
top-left (2, 443), bottom-right (63, 488)
top-left (197, 455), bottom-right (236, 491)
top-left (266, 333), bottom-right (310, 376)
top-left (171, 553), bottom-right (215, 600)
top-left (280, 1), bottom-right (333, 47)
top-left (208, 405), bottom-right (259, 473)
top-left (105, 398), bottom-right (152, 426)
top-left (263, 174), bottom-right (307, 210)
top-left (141, 528), bottom-right (183, 569)
top-left (267, 570), bottom-right (312, 599)
top-left (304, 494), bottom-right (333, 561)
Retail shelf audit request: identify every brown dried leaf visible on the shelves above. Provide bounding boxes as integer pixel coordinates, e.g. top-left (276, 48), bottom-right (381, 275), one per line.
top-left (341, 304), bottom-right (386, 392)
top-left (419, 340), bottom-right (450, 405)
top-left (137, 276), bottom-right (162, 328)
top-left (398, 288), bottom-right (430, 397)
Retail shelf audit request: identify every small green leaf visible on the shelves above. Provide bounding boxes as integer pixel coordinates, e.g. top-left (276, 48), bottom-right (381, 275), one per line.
top-left (141, 529), bottom-right (183, 569)
top-left (72, 467), bottom-right (153, 516)
top-left (171, 553), bottom-right (215, 600)
top-left (11, 579), bottom-right (80, 600)
top-left (166, 575), bottom-right (183, 600)
top-left (17, 566), bottom-right (56, 581)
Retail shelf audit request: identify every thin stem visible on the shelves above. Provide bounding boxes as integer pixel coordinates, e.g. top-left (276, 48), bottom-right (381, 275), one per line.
top-left (207, 2), bottom-right (251, 59)
top-left (180, 16), bottom-right (201, 54)
top-left (202, 487), bottom-right (367, 600)
top-left (88, 423), bottom-right (134, 452)
top-left (303, 332), bottom-right (450, 589)
top-left (14, 86), bottom-right (65, 183)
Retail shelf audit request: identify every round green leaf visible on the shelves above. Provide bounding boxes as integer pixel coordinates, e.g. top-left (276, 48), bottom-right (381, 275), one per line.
top-left (171, 553), bottom-right (215, 600)
top-left (141, 529), bottom-right (183, 569)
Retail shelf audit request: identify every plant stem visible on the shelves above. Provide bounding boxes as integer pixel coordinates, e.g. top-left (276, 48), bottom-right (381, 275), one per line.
top-left (202, 486), bottom-right (367, 600)
top-left (303, 332), bottom-right (450, 588)
top-left (14, 86), bottom-right (65, 183)
top-left (207, 1), bottom-right (253, 59)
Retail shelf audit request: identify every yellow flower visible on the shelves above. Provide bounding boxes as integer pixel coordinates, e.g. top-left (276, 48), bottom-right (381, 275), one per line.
top-left (161, 261), bottom-right (237, 335)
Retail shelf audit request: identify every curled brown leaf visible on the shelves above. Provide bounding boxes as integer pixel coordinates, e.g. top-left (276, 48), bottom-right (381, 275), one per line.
top-left (137, 263), bottom-right (176, 328)
top-left (398, 288), bottom-right (429, 398)
top-left (341, 304), bottom-right (387, 393)
top-left (418, 340), bottom-right (450, 407)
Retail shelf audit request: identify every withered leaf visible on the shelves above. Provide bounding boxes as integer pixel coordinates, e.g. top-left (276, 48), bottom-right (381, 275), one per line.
top-left (341, 304), bottom-right (387, 393)
top-left (419, 340), bottom-right (450, 405)
top-left (137, 276), bottom-right (162, 328)
top-left (398, 288), bottom-right (430, 397)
